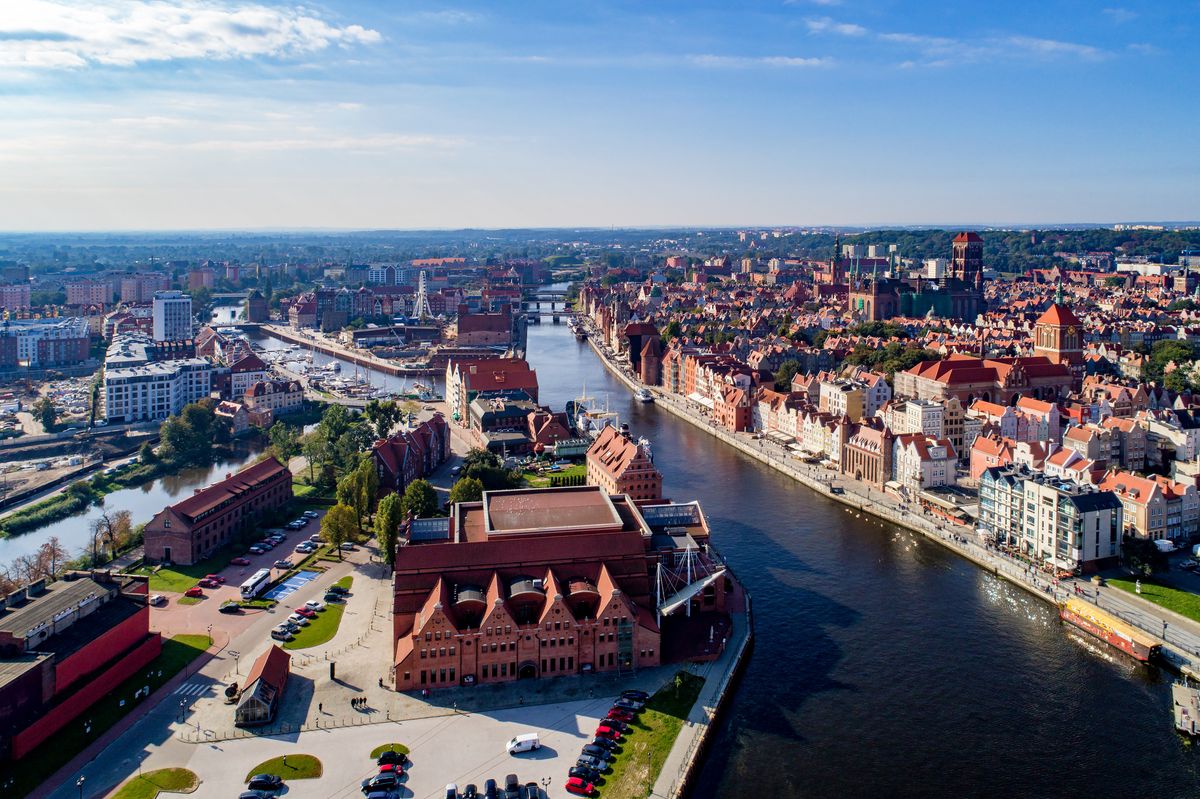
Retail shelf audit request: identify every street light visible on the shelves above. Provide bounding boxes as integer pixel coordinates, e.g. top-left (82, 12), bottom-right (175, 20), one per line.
top-left (76, 775), bottom-right (85, 799)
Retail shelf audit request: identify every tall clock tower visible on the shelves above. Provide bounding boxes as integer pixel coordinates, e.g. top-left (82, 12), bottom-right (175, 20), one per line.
top-left (1033, 285), bottom-right (1084, 386)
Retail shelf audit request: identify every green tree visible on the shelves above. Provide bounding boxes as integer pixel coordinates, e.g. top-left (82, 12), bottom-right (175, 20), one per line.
top-left (364, 399), bottom-right (402, 440)
top-left (139, 441), bottom-right (158, 463)
top-left (401, 478), bottom-right (438, 518)
top-left (462, 447), bottom-right (500, 472)
top-left (1105, 276), bottom-right (1127, 288)
top-left (374, 493), bottom-right (403, 567)
top-left (321, 503), bottom-right (358, 561)
top-left (336, 468), bottom-right (367, 532)
top-left (267, 422), bottom-right (301, 463)
top-left (355, 457), bottom-right (379, 516)
top-left (448, 476), bottom-right (484, 505)
top-left (1145, 340), bottom-right (1197, 384)
top-left (663, 320), bottom-right (682, 340)
top-left (32, 397), bottom-right (57, 432)
top-left (772, 359), bottom-right (802, 392)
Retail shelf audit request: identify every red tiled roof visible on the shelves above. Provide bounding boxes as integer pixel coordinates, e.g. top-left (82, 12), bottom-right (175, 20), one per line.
top-left (171, 457), bottom-right (288, 521)
top-left (244, 644), bottom-right (289, 692)
top-left (1036, 303), bottom-right (1082, 327)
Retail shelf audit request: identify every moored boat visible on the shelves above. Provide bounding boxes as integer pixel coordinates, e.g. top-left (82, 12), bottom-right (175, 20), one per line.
top-left (1059, 597), bottom-right (1160, 662)
top-left (635, 388), bottom-right (654, 403)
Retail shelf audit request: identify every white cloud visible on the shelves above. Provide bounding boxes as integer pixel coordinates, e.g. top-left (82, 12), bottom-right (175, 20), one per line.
top-left (689, 54), bottom-right (831, 68)
top-left (0, 0), bottom-right (381, 71)
top-left (1102, 7), bottom-right (1137, 23)
top-left (805, 17), bottom-right (867, 36)
top-left (880, 30), bottom-right (1107, 66)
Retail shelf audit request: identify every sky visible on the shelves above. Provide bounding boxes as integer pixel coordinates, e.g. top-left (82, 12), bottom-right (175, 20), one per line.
top-left (0, 0), bottom-right (1197, 231)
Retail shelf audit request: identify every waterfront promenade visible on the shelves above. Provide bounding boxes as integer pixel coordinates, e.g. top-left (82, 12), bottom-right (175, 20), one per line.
top-left (582, 323), bottom-right (1200, 675)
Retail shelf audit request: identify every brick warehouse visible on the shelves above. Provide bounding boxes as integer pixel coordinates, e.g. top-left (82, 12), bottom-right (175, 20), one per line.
top-left (391, 485), bottom-right (736, 691)
top-left (143, 456), bottom-right (293, 565)
top-left (0, 572), bottom-right (160, 760)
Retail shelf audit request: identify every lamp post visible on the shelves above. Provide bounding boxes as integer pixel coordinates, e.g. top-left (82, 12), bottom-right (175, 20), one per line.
top-left (76, 775), bottom-right (85, 799)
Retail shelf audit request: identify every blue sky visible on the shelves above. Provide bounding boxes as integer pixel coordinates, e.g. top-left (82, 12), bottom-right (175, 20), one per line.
top-left (0, 0), bottom-right (1196, 230)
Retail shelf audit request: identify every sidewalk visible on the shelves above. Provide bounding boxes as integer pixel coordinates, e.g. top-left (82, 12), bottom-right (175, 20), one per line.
top-left (584, 319), bottom-right (1200, 673)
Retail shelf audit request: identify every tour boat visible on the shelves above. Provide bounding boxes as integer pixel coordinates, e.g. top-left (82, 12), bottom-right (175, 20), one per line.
top-left (1059, 597), bottom-right (1160, 662)
top-left (635, 388), bottom-right (654, 404)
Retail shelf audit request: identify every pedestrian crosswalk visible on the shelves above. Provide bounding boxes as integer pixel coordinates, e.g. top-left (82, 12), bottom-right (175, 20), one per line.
top-left (174, 682), bottom-right (208, 697)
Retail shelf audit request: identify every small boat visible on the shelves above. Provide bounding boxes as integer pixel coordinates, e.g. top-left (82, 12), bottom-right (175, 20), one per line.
top-left (635, 388), bottom-right (654, 404)
top-left (1174, 681), bottom-right (1200, 735)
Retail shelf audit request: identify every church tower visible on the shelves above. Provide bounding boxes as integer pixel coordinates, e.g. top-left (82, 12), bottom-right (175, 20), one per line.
top-left (951, 231), bottom-right (984, 284)
top-left (1033, 284), bottom-right (1084, 386)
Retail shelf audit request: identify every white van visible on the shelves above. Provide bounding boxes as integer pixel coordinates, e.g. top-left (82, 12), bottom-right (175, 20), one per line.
top-left (505, 733), bottom-right (541, 754)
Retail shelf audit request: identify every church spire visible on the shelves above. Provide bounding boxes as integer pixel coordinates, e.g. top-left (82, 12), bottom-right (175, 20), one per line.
top-left (1055, 279), bottom-right (1064, 306)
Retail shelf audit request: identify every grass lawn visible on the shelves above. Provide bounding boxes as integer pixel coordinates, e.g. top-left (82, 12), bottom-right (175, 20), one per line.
top-left (369, 743), bottom-right (410, 759)
top-left (112, 767), bottom-right (199, 799)
top-left (283, 577), bottom-right (352, 650)
top-left (176, 596), bottom-right (202, 606)
top-left (523, 463), bottom-right (586, 488)
top-left (9, 635), bottom-right (211, 799)
top-left (245, 754), bottom-right (322, 782)
top-left (134, 546), bottom-right (239, 593)
top-left (1109, 577), bottom-right (1200, 624)
top-left (596, 673), bottom-right (705, 799)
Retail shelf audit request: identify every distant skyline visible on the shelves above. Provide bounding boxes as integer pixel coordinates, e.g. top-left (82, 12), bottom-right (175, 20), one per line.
top-left (1, 1), bottom-right (1197, 231)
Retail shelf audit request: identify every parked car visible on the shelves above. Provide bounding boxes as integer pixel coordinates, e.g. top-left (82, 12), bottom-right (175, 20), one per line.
top-left (601, 718), bottom-right (630, 734)
top-left (287, 613), bottom-right (310, 627)
top-left (506, 732), bottom-right (541, 754)
top-left (523, 782), bottom-right (540, 799)
top-left (218, 601), bottom-right (242, 614)
top-left (378, 763), bottom-right (403, 774)
top-left (273, 560), bottom-right (292, 570)
top-left (148, 594), bottom-right (166, 607)
top-left (339, 542), bottom-right (357, 552)
top-left (305, 599), bottom-right (326, 612)
top-left (308, 533), bottom-right (325, 542)
top-left (324, 591), bottom-right (344, 603)
top-left (303, 510), bottom-right (319, 518)
top-left (606, 708), bottom-right (635, 723)
top-left (247, 546), bottom-right (264, 555)
top-left (612, 697), bottom-right (643, 711)
top-left (376, 749), bottom-right (408, 766)
top-left (595, 724), bottom-right (622, 741)
top-left (327, 584), bottom-right (350, 595)
top-left (294, 543), bottom-right (313, 553)
top-left (620, 689), bottom-right (650, 701)
top-left (565, 777), bottom-right (595, 797)
top-left (205, 574), bottom-right (227, 584)
top-left (258, 540), bottom-right (275, 550)
top-left (270, 626), bottom-right (293, 641)
top-left (505, 775), bottom-right (519, 794)
top-left (461, 784), bottom-right (478, 799)
top-left (590, 735), bottom-right (619, 751)
top-left (361, 772), bottom-right (399, 794)
top-left (575, 754), bottom-right (606, 772)
top-left (294, 606), bottom-right (316, 618)
top-left (568, 766), bottom-right (600, 783)
top-left (230, 556), bottom-right (251, 566)
top-left (450, 465), bottom-right (462, 476)
top-left (484, 778), bottom-right (498, 799)
top-left (183, 586), bottom-right (204, 598)
top-left (445, 783), bottom-right (460, 799)
top-left (580, 744), bottom-right (610, 763)
top-left (198, 578), bottom-right (219, 589)
top-left (239, 792), bottom-right (271, 799)
top-left (247, 774), bottom-right (283, 791)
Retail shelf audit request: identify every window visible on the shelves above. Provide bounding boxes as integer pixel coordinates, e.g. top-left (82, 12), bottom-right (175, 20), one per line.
top-left (420, 670), bottom-right (427, 685)
top-left (420, 650), bottom-right (427, 659)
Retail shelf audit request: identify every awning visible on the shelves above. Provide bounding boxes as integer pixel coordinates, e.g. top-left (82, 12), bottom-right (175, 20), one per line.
top-left (766, 431), bottom-right (794, 445)
top-left (686, 392), bottom-right (715, 410)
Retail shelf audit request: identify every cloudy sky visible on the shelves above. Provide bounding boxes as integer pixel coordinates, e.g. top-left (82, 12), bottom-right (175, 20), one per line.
top-left (0, 0), bottom-right (1196, 230)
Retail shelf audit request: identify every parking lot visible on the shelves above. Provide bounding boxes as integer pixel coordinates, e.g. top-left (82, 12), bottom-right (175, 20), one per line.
top-left (165, 696), bottom-right (615, 799)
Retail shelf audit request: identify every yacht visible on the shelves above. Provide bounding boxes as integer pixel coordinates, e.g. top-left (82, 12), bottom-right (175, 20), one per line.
top-left (635, 388), bottom-right (654, 404)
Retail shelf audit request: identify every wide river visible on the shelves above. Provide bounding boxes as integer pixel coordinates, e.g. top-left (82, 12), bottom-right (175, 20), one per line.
top-left (520, 322), bottom-right (1199, 798)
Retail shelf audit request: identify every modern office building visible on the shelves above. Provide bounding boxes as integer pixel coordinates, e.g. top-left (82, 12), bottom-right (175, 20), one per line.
top-left (103, 357), bottom-right (213, 423)
top-left (152, 290), bottom-right (193, 342)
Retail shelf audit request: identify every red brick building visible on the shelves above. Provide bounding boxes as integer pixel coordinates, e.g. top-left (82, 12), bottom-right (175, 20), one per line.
top-left (143, 457), bottom-right (293, 565)
top-left (391, 486), bottom-right (732, 691)
top-left (586, 425), bottom-right (663, 503)
top-left (0, 572), bottom-right (160, 760)
top-left (372, 415), bottom-right (452, 496)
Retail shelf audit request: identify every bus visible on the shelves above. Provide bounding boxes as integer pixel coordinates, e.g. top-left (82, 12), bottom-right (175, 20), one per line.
top-left (240, 568), bottom-right (271, 600)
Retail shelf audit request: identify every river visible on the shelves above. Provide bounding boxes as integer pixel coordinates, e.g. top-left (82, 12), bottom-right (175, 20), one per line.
top-left (520, 321), bottom-right (1200, 798)
top-left (0, 446), bottom-right (267, 564)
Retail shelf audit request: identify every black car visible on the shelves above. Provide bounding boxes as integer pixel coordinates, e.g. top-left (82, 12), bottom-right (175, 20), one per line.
top-left (484, 778), bottom-right (499, 799)
top-left (328, 584), bottom-right (350, 595)
top-left (462, 784), bottom-right (479, 799)
top-left (589, 736), bottom-right (619, 752)
top-left (601, 718), bottom-right (630, 734)
top-left (361, 773), bottom-right (399, 793)
top-left (247, 774), bottom-right (283, 791)
top-left (612, 698), bottom-right (643, 712)
top-left (218, 601), bottom-right (241, 614)
top-left (505, 774), bottom-right (520, 794)
top-left (620, 689), bottom-right (650, 701)
top-left (377, 749), bottom-right (409, 766)
top-left (239, 792), bottom-right (271, 799)
top-left (569, 766), bottom-right (601, 783)
top-left (581, 744), bottom-right (610, 761)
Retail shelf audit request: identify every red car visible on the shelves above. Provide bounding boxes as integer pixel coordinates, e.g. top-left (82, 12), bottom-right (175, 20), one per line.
top-left (184, 586), bottom-right (204, 598)
top-left (204, 574), bottom-right (226, 584)
top-left (294, 607), bottom-right (316, 618)
top-left (606, 708), bottom-right (635, 723)
top-left (230, 557), bottom-right (250, 566)
top-left (197, 578), bottom-right (219, 589)
top-left (378, 764), bottom-right (404, 775)
top-left (595, 725), bottom-right (622, 741)
top-left (565, 776), bottom-right (594, 796)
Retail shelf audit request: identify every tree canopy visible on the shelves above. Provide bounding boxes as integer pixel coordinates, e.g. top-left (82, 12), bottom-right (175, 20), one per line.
top-left (448, 476), bottom-right (484, 505)
top-left (400, 479), bottom-right (438, 518)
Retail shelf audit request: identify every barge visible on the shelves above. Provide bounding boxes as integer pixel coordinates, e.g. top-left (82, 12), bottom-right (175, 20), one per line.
top-left (1059, 597), bottom-right (1160, 662)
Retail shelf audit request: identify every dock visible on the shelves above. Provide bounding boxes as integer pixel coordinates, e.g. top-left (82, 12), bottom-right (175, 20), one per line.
top-left (1173, 682), bottom-right (1200, 735)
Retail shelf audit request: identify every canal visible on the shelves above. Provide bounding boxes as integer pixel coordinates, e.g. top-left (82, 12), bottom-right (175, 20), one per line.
top-left (522, 322), bottom-right (1200, 798)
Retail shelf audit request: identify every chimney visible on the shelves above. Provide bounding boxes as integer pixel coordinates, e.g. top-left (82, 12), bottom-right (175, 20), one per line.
top-left (620, 423), bottom-right (631, 440)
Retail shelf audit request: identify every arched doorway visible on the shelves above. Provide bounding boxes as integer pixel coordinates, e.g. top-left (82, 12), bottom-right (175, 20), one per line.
top-left (518, 662), bottom-right (538, 680)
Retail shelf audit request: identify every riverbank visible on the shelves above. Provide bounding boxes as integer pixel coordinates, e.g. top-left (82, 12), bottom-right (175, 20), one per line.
top-left (582, 322), bottom-right (1200, 675)
top-left (261, 325), bottom-right (435, 377)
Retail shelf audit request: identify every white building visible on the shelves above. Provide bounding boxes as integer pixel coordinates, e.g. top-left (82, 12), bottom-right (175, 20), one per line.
top-left (152, 290), bottom-right (192, 342)
top-left (5, 317), bottom-right (91, 367)
top-left (103, 358), bottom-right (213, 423)
top-left (883, 398), bottom-right (944, 438)
top-left (892, 434), bottom-right (956, 493)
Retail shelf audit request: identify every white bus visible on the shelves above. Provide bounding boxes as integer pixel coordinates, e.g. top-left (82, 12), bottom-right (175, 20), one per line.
top-left (240, 568), bottom-right (271, 600)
